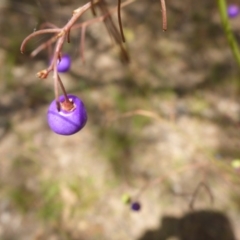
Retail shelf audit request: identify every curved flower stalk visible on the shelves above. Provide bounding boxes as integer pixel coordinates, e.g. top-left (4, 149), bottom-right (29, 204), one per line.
top-left (218, 0), bottom-right (240, 68)
top-left (20, 0), bottom-right (167, 111)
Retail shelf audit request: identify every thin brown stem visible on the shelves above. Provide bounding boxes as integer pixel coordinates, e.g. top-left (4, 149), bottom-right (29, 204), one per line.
top-left (71, 2), bottom-right (96, 25)
top-left (52, 36), bottom-right (69, 105)
top-left (31, 34), bottom-right (58, 57)
top-left (54, 74), bottom-right (60, 111)
top-left (118, 0), bottom-right (125, 42)
top-left (67, 29), bottom-right (71, 43)
top-left (21, 2), bottom-right (94, 54)
top-left (53, 54), bottom-right (60, 110)
top-left (72, 0), bottom-right (136, 30)
top-left (57, 74), bottom-right (69, 103)
top-left (99, 0), bottom-right (129, 62)
top-left (20, 29), bottom-right (61, 53)
top-left (26, 0), bottom-right (136, 59)
top-left (98, 0), bottom-right (121, 41)
top-left (80, 25), bottom-right (86, 63)
top-left (90, 0), bottom-right (97, 16)
top-left (189, 182), bottom-right (214, 210)
top-left (160, 0), bottom-right (167, 31)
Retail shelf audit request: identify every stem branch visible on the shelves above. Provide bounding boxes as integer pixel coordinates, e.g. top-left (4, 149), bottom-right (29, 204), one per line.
top-left (218, 0), bottom-right (240, 67)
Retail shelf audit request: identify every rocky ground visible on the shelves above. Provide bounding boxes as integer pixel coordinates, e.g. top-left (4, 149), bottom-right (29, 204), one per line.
top-left (1, 0), bottom-right (240, 239)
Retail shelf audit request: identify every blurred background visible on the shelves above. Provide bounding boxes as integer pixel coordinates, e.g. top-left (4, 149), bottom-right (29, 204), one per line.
top-left (1, 0), bottom-right (240, 239)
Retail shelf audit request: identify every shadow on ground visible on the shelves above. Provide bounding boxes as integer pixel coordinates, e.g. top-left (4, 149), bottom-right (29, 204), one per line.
top-left (138, 210), bottom-right (236, 240)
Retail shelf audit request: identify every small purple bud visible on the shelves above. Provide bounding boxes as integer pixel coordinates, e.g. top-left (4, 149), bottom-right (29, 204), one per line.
top-left (50, 54), bottom-right (71, 73)
top-left (227, 4), bottom-right (240, 18)
top-left (131, 202), bottom-right (141, 211)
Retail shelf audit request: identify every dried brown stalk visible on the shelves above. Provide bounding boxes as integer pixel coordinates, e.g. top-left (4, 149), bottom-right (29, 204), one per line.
top-left (20, 0), bottom-right (167, 108)
top-left (160, 0), bottom-right (167, 31)
top-left (189, 182), bottom-right (214, 210)
top-left (118, 0), bottom-right (125, 42)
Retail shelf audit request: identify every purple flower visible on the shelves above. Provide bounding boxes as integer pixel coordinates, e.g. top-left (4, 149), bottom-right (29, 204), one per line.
top-left (50, 54), bottom-right (71, 73)
top-left (227, 4), bottom-right (240, 18)
top-left (47, 94), bottom-right (87, 135)
top-left (131, 201), bottom-right (141, 211)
